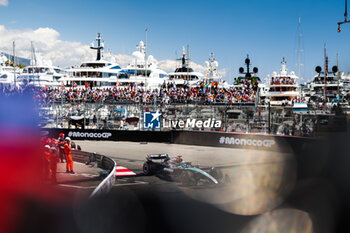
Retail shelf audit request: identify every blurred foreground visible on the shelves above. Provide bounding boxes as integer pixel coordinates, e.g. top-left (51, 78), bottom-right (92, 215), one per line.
top-left (1, 90), bottom-right (350, 233)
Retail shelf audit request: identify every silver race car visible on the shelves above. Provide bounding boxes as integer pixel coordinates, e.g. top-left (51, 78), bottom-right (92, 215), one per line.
top-left (142, 154), bottom-right (221, 186)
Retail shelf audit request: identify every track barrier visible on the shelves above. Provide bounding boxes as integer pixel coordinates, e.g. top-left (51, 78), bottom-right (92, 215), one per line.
top-left (71, 150), bottom-right (116, 198)
top-left (45, 128), bottom-right (315, 153)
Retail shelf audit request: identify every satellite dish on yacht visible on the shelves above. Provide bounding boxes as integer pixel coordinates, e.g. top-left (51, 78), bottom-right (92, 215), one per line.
top-left (315, 66), bottom-right (322, 73)
top-left (332, 66), bottom-right (338, 73)
top-left (239, 67), bottom-right (244, 74)
top-left (253, 67), bottom-right (258, 73)
top-left (213, 61), bottom-right (219, 67)
top-left (90, 43), bottom-right (94, 47)
top-left (204, 61), bottom-right (210, 68)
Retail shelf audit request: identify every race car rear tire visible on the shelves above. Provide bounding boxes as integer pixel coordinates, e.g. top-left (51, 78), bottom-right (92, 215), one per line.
top-left (143, 161), bottom-right (156, 175)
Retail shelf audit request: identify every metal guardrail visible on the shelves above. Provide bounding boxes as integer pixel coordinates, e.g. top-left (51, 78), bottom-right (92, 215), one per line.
top-left (89, 156), bottom-right (116, 198)
top-left (71, 150), bottom-right (116, 198)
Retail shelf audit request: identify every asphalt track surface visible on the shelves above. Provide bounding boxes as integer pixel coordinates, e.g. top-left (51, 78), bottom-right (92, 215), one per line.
top-left (75, 140), bottom-right (293, 187)
top-left (17, 140), bottom-right (341, 233)
top-left (71, 141), bottom-right (338, 233)
top-left (76, 140), bottom-right (291, 172)
top-left (55, 162), bottom-right (101, 195)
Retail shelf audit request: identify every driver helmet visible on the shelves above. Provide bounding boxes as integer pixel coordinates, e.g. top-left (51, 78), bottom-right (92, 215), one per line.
top-left (59, 133), bottom-right (64, 138)
top-left (65, 137), bottom-right (71, 142)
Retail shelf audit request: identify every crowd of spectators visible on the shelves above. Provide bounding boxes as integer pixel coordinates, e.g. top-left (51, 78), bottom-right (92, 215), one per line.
top-left (33, 82), bottom-right (257, 105)
top-left (270, 77), bottom-right (296, 85)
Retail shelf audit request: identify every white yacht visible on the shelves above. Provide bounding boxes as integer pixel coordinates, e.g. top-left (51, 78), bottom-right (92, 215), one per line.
top-left (266, 58), bottom-right (300, 105)
top-left (233, 55), bottom-right (260, 89)
top-left (0, 54), bottom-right (19, 88)
top-left (204, 53), bottom-right (230, 88)
top-left (304, 71), bottom-right (350, 102)
top-left (299, 83), bottom-right (312, 101)
top-left (119, 40), bottom-right (168, 90)
top-left (307, 65), bottom-right (343, 102)
top-left (167, 47), bottom-right (204, 87)
top-left (17, 60), bottom-right (67, 88)
top-left (62, 33), bottom-right (122, 89)
top-left (340, 72), bottom-right (350, 98)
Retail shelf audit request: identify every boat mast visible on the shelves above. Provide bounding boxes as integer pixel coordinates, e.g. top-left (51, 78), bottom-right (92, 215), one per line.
top-left (337, 53), bottom-right (340, 98)
top-left (246, 55), bottom-right (250, 76)
top-left (31, 42), bottom-right (38, 86)
top-left (210, 53), bottom-right (214, 80)
top-left (297, 17), bottom-right (303, 79)
top-left (324, 44), bottom-right (328, 105)
top-left (144, 28), bottom-right (148, 89)
top-left (12, 41), bottom-right (16, 87)
top-left (187, 44), bottom-right (190, 84)
top-left (90, 33), bottom-right (103, 61)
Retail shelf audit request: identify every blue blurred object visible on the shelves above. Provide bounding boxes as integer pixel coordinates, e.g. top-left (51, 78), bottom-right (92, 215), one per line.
top-left (0, 88), bottom-right (39, 130)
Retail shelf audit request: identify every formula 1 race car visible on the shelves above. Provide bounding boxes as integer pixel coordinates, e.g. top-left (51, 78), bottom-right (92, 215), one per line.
top-left (142, 154), bottom-right (221, 186)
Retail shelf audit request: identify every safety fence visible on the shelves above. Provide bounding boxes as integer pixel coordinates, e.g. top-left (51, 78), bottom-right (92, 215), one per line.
top-left (71, 150), bottom-right (116, 198)
top-left (39, 102), bottom-right (348, 136)
top-left (45, 128), bottom-right (316, 154)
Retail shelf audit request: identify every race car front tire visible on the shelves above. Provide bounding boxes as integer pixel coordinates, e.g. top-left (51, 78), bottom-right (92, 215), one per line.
top-left (143, 161), bottom-right (156, 175)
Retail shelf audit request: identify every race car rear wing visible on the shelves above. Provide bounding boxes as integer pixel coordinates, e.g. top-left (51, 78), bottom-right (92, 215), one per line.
top-left (146, 154), bottom-right (169, 160)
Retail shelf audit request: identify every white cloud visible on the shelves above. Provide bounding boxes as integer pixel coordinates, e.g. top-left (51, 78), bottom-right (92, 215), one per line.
top-left (0, 25), bottom-right (227, 79)
top-left (157, 59), bottom-right (179, 73)
top-left (189, 61), bottom-right (208, 74)
top-left (0, 0), bottom-right (8, 6)
top-left (0, 25), bottom-right (94, 68)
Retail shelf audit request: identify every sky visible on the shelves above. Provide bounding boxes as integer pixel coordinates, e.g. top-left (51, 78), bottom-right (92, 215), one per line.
top-left (0, 0), bottom-right (349, 84)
